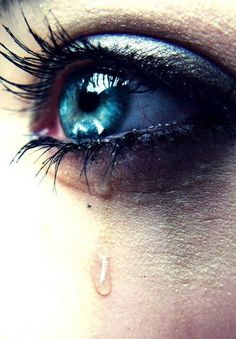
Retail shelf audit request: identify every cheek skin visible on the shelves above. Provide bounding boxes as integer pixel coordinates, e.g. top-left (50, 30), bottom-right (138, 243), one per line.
top-left (71, 169), bottom-right (236, 338)
top-left (43, 166), bottom-right (236, 339)
top-left (2, 113), bottom-right (235, 338)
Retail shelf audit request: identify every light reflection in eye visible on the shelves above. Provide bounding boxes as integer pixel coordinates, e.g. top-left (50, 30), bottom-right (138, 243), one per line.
top-left (59, 71), bottom-right (130, 140)
top-left (58, 69), bottom-right (203, 142)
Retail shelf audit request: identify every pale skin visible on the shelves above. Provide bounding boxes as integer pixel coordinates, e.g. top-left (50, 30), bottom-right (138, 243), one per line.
top-left (0, 0), bottom-right (235, 338)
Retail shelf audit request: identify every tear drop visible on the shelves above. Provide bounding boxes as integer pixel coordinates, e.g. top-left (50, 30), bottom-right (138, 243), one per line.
top-left (91, 253), bottom-right (112, 296)
top-left (94, 179), bottom-right (112, 197)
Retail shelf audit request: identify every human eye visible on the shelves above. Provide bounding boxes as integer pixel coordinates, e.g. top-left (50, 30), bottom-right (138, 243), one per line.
top-left (1, 15), bottom-right (236, 196)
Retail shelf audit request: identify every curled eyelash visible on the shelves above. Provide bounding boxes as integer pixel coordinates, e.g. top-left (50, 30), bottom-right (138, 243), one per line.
top-left (0, 14), bottom-right (96, 109)
top-left (0, 13), bottom-right (150, 113)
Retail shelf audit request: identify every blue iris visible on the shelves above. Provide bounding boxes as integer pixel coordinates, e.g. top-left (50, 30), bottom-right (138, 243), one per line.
top-left (59, 68), bottom-right (204, 140)
top-left (59, 72), bottom-right (130, 140)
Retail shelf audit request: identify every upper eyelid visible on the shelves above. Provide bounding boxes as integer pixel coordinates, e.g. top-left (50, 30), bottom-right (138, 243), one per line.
top-left (0, 19), bottom-right (235, 97)
top-left (39, 1), bottom-right (236, 73)
top-left (0, 17), bottom-right (233, 81)
top-left (1, 15), bottom-right (236, 130)
top-left (1, 1), bottom-right (236, 76)
top-left (0, 11), bottom-right (232, 76)
top-left (0, 18), bottom-right (229, 78)
top-left (0, 10), bottom-right (233, 81)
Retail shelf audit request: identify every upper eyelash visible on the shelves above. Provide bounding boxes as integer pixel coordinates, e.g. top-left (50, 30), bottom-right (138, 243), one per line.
top-left (0, 19), bottom-right (230, 111)
top-left (0, 14), bottom-right (152, 116)
top-left (1, 12), bottom-right (235, 116)
top-left (0, 23), bottom-right (161, 138)
top-left (0, 16), bottom-right (146, 92)
top-left (0, 14), bottom-right (95, 108)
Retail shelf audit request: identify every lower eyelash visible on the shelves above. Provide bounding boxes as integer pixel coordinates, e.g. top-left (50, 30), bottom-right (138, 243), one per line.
top-left (10, 117), bottom-right (236, 194)
top-left (10, 125), bottom-right (204, 191)
top-left (11, 132), bottom-right (146, 191)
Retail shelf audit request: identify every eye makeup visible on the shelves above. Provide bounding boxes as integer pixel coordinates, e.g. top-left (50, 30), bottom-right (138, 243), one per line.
top-left (1, 16), bottom-right (236, 196)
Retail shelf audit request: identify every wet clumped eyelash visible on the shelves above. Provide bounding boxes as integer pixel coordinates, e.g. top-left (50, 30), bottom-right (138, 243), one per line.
top-left (1, 13), bottom-right (236, 191)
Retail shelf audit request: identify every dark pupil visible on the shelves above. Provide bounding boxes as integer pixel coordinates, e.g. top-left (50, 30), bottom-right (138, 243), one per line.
top-left (78, 90), bottom-right (100, 112)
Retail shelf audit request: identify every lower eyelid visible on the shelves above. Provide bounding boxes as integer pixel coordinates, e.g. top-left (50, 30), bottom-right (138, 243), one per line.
top-left (28, 126), bottom-right (234, 197)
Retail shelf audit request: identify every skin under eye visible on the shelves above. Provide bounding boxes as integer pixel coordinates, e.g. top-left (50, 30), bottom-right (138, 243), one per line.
top-left (2, 27), bottom-right (236, 196)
